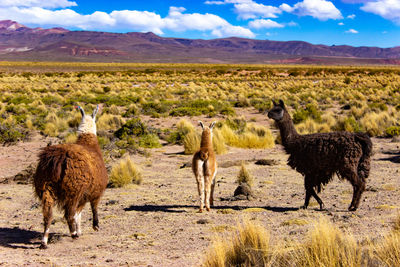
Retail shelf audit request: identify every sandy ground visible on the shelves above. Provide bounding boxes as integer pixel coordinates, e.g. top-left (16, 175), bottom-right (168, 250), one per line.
top-left (0, 112), bottom-right (400, 266)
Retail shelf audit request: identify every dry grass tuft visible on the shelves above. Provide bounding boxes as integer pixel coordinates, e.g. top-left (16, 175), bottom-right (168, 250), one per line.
top-left (236, 162), bottom-right (254, 187)
top-left (293, 217), bottom-right (363, 267)
top-left (203, 218), bottom-right (272, 267)
top-left (109, 156), bottom-right (142, 188)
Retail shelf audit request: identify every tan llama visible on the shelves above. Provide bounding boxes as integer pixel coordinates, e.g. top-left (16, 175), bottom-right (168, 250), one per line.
top-left (192, 121), bottom-right (217, 212)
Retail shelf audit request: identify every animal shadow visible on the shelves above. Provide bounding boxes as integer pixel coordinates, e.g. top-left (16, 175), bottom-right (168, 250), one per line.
top-left (0, 227), bottom-right (66, 249)
top-left (0, 227), bottom-right (41, 249)
top-left (379, 150), bottom-right (400, 163)
top-left (123, 204), bottom-right (299, 213)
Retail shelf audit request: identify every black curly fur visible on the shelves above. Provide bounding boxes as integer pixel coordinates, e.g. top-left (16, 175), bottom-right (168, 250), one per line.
top-left (268, 100), bottom-right (372, 211)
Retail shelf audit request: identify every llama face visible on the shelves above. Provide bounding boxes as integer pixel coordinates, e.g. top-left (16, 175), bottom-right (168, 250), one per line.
top-left (268, 105), bottom-right (284, 121)
top-left (77, 105), bottom-right (98, 135)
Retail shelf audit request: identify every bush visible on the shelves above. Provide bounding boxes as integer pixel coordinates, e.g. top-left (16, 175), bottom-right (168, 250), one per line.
top-left (292, 104), bottom-right (322, 124)
top-left (115, 118), bottom-right (148, 139)
top-left (237, 163), bottom-right (254, 187)
top-left (204, 219), bottom-right (271, 267)
top-left (139, 134), bottom-right (162, 148)
top-left (183, 130), bottom-right (200, 155)
top-left (0, 123), bottom-right (27, 144)
top-left (385, 126), bottom-right (400, 137)
top-left (109, 157), bottom-right (142, 188)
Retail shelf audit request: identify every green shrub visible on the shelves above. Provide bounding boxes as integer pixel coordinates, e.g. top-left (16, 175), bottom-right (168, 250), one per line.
top-left (385, 126), bottom-right (400, 137)
top-left (0, 123), bottom-right (27, 144)
top-left (139, 134), bottom-right (162, 148)
top-left (115, 118), bottom-right (147, 139)
top-left (293, 104), bottom-right (322, 124)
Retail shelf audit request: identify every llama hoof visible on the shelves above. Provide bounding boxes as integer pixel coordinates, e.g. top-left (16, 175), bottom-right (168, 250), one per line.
top-left (206, 207), bottom-right (210, 212)
top-left (93, 225), bottom-right (99, 231)
top-left (300, 205), bottom-right (308, 209)
top-left (39, 243), bottom-right (48, 249)
top-left (71, 233), bottom-right (79, 239)
top-left (348, 206), bottom-right (357, 211)
top-left (197, 209), bottom-right (203, 213)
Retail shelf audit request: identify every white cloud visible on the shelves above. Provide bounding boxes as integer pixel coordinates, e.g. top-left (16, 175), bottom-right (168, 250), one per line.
top-left (234, 2), bottom-right (282, 19)
top-left (345, 28), bottom-right (358, 33)
top-left (360, 0), bottom-right (400, 24)
top-left (211, 25), bottom-right (255, 37)
top-left (249, 19), bottom-right (284, 29)
top-left (0, 0), bottom-right (76, 8)
top-left (347, 14), bottom-right (356, 19)
top-left (338, 22), bottom-right (345, 25)
top-left (279, 3), bottom-right (294, 12)
top-left (287, 21), bottom-right (299, 26)
top-left (0, 5), bottom-right (255, 38)
top-left (290, 0), bottom-right (343, 20)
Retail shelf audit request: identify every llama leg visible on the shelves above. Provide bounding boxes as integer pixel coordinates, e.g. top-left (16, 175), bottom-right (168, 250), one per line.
top-left (303, 179), bottom-right (324, 210)
top-left (301, 189), bottom-right (312, 209)
top-left (65, 205), bottom-right (78, 239)
top-left (75, 211), bottom-right (82, 236)
top-left (194, 160), bottom-right (205, 212)
top-left (198, 176), bottom-right (205, 212)
top-left (349, 178), bottom-right (365, 211)
top-left (210, 177), bottom-right (216, 207)
top-left (204, 175), bottom-right (212, 211)
top-left (90, 198), bottom-right (101, 231)
top-left (309, 188), bottom-right (325, 210)
top-left (40, 192), bottom-right (54, 249)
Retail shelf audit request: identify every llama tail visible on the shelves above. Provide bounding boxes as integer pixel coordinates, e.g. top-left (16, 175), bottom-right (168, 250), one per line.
top-left (355, 133), bottom-right (373, 180)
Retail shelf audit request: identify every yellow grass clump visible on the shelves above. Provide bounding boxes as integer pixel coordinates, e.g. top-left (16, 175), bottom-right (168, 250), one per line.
top-left (220, 123), bottom-right (275, 149)
top-left (203, 218), bottom-right (272, 267)
top-left (109, 156), bottom-right (142, 188)
top-left (293, 217), bottom-right (362, 267)
top-left (183, 130), bottom-right (200, 155)
top-left (96, 113), bottom-right (124, 131)
top-left (236, 162), bottom-right (254, 187)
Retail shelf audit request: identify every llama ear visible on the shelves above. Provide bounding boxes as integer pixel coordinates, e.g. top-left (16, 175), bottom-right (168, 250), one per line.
top-left (209, 121), bottom-right (216, 130)
top-left (199, 121), bottom-right (204, 129)
top-left (92, 104), bottom-right (102, 119)
top-left (279, 99), bottom-right (285, 108)
top-left (272, 100), bottom-right (278, 106)
top-left (76, 105), bottom-right (85, 117)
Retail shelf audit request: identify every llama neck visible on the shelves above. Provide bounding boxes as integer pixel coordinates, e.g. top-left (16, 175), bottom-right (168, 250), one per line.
top-left (200, 131), bottom-right (213, 149)
top-left (276, 114), bottom-right (299, 147)
top-left (76, 133), bottom-right (102, 155)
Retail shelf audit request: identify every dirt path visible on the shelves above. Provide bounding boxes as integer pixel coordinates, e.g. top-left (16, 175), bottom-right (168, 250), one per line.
top-left (0, 131), bottom-right (399, 266)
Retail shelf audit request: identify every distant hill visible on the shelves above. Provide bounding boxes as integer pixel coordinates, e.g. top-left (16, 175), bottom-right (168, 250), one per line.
top-left (0, 20), bottom-right (399, 64)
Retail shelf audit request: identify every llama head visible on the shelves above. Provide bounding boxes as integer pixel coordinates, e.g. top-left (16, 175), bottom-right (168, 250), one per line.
top-left (199, 121), bottom-right (216, 139)
top-left (76, 105), bottom-right (101, 135)
top-left (268, 100), bottom-right (286, 121)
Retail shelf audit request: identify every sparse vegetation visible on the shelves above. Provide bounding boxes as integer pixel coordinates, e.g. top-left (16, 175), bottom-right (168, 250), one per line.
top-left (109, 156), bottom-right (142, 187)
top-left (204, 216), bottom-right (400, 267)
top-left (236, 162), bottom-right (254, 187)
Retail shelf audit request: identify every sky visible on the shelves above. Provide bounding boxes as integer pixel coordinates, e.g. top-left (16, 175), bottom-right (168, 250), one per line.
top-left (0, 0), bottom-right (399, 48)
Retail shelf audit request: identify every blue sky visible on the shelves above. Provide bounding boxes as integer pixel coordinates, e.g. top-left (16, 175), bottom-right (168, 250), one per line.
top-left (0, 0), bottom-right (399, 48)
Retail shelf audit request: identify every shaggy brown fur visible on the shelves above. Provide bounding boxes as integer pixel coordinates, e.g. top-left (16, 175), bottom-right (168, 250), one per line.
top-left (192, 121), bottom-right (217, 212)
top-left (268, 100), bottom-right (372, 211)
top-left (34, 132), bottom-right (108, 248)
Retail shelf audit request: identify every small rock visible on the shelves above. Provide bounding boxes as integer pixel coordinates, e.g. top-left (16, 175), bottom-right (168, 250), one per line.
top-left (106, 200), bottom-right (119, 206)
top-left (255, 159), bottom-right (279, 166)
top-left (196, 219), bottom-right (210, 224)
top-left (30, 203), bottom-right (40, 210)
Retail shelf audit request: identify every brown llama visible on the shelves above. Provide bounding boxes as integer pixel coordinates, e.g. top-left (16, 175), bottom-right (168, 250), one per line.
top-left (192, 121), bottom-right (217, 212)
top-left (268, 100), bottom-right (372, 211)
top-left (33, 105), bottom-right (108, 249)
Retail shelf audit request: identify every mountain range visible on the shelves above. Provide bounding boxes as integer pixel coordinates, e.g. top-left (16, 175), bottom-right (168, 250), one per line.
top-left (0, 20), bottom-right (399, 64)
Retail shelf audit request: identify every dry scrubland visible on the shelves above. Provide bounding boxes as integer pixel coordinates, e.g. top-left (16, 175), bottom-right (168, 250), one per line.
top-left (0, 62), bottom-right (400, 266)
